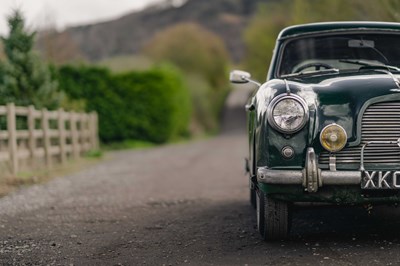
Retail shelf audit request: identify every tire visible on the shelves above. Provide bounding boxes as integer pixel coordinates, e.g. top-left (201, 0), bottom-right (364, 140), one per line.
top-left (250, 186), bottom-right (257, 209)
top-left (256, 189), bottom-right (290, 240)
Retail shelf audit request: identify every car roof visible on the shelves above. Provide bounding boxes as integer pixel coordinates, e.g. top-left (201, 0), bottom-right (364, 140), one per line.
top-left (278, 21), bottom-right (400, 39)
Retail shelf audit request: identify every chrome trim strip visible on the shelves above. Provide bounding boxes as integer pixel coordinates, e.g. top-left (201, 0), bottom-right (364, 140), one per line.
top-left (257, 168), bottom-right (302, 184)
top-left (305, 147), bottom-right (319, 192)
top-left (329, 154), bottom-right (336, 171)
top-left (360, 140), bottom-right (400, 171)
top-left (320, 171), bottom-right (361, 185)
top-left (257, 168), bottom-right (361, 185)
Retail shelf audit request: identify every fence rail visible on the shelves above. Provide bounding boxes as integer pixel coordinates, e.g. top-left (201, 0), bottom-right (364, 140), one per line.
top-left (0, 103), bottom-right (99, 175)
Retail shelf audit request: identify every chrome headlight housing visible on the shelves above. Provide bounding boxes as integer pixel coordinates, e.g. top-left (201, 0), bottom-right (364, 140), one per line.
top-left (267, 94), bottom-right (309, 134)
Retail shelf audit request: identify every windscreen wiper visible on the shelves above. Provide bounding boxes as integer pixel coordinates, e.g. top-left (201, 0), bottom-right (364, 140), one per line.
top-left (281, 68), bottom-right (339, 78)
top-left (339, 59), bottom-right (400, 72)
top-left (340, 59), bottom-right (400, 88)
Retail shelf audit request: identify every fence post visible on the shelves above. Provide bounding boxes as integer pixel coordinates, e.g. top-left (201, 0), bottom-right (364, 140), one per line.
top-left (70, 113), bottom-right (80, 159)
top-left (95, 113), bottom-right (99, 149)
top-left (7, 103), bottom-right (18, 175)
top-left (58, 109), bottom-right (66, 164)
top-left (80, 114), bottom-right (86, 153)
top-left (28, 105), bottom-right (36, 163)
top-left (92, 112), bottom-right (99, 150)
top-left (0, 105), bottom-right (99, 174)
top-left (41, 108), bottom-right (51, 168)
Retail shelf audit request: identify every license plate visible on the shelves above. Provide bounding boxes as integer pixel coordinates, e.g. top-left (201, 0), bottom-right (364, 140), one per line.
top-left (362, 171), bottom-right (400, 189)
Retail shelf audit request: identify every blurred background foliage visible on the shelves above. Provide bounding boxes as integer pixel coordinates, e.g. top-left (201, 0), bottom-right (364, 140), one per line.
top-left (0, 10), bottom-right (62, 109)
top-left (0, 0), bottom-right (399, 145)
top-left (143, 23), bottom-right (230, 133)
top-left (56, 65), bottom-right (190, 143)
top-left (244, 0), bottom-right (400, 81)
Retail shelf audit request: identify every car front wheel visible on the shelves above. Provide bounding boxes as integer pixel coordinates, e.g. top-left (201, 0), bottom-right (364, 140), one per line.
top-left (250, 188), bottom-right (256, 209)
top-left (256, 189), bottom-right (290, 240)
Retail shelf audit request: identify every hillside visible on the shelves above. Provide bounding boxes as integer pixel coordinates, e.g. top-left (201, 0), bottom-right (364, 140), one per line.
top-left (59, 0), bottom-right (266, 62)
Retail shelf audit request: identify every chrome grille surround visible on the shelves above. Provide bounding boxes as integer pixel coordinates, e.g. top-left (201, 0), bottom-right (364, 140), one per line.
top-left (319, 101), bottom-right (400, 169)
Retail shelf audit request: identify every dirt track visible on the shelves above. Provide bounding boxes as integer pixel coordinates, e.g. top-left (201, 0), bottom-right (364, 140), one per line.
top-left (1, 88), bottom-right (400, 265)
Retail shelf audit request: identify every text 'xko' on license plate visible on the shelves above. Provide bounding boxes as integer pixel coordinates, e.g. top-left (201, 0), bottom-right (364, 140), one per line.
top-left (362, 171), bottom-right (400, 189)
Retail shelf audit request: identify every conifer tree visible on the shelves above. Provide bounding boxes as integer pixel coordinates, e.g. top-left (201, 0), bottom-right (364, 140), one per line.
top-left (0, 10), bottom-right (62, 109)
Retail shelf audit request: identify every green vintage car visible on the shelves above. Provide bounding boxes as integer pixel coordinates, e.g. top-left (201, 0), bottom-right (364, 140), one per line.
top-left (230, 22), bottom-right (400, 240)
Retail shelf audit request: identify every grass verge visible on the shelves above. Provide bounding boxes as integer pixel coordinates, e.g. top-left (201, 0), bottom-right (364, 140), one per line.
top-left (0, 152), bottom-right (104, 198)
top-left (102, 140), bottom-right (156, 151)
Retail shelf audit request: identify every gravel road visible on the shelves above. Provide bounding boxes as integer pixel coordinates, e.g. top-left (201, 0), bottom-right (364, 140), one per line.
top-left (1, 88), bottom-right (400, 265)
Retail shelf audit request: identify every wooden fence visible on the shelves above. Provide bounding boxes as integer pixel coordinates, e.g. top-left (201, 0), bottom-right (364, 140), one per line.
top-left (0, 103), bottom-right (99, 175)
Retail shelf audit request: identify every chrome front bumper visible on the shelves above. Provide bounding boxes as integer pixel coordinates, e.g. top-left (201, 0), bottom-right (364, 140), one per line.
top-left (257, 167), bottom-right (361, 188)
top-left (257, 147), bottom-right (362, 193)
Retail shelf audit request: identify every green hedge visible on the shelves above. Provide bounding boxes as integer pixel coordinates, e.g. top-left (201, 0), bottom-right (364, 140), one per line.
top-left (57, 65), bottom-right (191, 143)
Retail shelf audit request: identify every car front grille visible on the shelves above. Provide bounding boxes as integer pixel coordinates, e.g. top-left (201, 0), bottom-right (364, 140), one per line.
top-left (318, 101), bottom-right (400, 168)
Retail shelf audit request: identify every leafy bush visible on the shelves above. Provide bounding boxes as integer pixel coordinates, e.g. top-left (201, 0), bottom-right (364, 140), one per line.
top-left (185, 74), bottom-right (217, 132)
top-left (57, 65), bottom-right (191, 143)
top-left (143, 23), bottom-right (231, 133)
top-left (143, 23), bottom-right (229, 89)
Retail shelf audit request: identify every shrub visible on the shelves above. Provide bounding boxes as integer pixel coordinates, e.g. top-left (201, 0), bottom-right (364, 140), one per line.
top-left (143, 23), bottom-right (231, 133)
top-left (57, 65), bottom-right (191, 143)
top-left (143, 23), bottom-right (229, 89)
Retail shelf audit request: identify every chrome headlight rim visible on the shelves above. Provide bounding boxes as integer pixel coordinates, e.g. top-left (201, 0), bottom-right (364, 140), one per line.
top-left (267, 94), bottom-right (309, 134)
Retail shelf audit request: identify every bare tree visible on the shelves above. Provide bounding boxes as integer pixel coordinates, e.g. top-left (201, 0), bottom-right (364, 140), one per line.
top-left (34, 5), bottom-right (86, 65)
top-left (36, 30), bottom-right (85, 65)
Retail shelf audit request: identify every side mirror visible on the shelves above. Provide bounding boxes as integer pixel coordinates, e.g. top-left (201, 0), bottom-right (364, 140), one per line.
top-left (229, 70), bottom-right (251, 84)
top-left (229, 70), bottom-right (261, 87)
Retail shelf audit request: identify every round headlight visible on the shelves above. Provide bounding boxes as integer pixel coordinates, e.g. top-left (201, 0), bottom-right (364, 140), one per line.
top-left (267, 94), bottom-right (308, 134)
top-left (320, 124), bottom-right (347, 152)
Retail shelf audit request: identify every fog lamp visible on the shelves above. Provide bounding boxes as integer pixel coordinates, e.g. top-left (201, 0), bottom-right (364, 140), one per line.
top-left (320, 124), bottom-right (347, 152)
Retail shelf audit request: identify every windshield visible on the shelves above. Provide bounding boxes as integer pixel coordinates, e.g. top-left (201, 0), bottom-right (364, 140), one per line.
top-left (278, 32), bottom-right (400, 76)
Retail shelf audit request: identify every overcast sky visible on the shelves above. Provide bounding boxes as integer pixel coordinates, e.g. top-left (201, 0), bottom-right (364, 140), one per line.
top-left (0, 0), bottom-right (161, 35)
